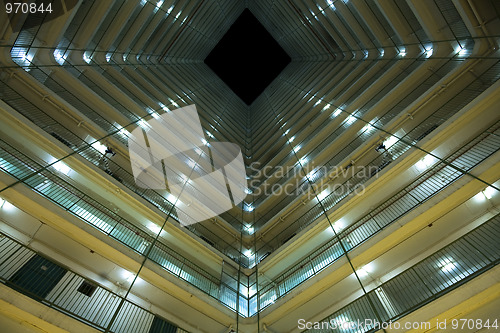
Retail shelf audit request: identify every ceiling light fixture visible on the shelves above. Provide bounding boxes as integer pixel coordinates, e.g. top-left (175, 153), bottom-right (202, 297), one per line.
top-left (91, 141), bottom-right (107, 155)
top-left (54, 50), bottom-right (67, 65)
top-left (147, 223), bottom-right (162, 235)
top-left (362, 123), bottom-right (374, 132)
top-left (415, 154), bottom-right (437, 171)
top-left (53, 161), bottom-right (71, 175)
top-left (317, 189), bottom-right (329, 201)
top-left (159, 103), bottom-right (169, 112)
top-left (456, 46), bottom-right (467, 56)
top-left (356, 262), bottom-right (374, 277)
top-left (138, 119), bottom-right (149, 129)
top-left (83, 52), bottom-right (92, 64)
top-left (118, 127), bottom-right (130, 137)
top-left (246, 226), bottom-right (254, 235)
top-left (383, 136), bottom-right (398, 149)
top-left (332, 108), bottom-right (342, 118)
top-left (345, 115), bottom-right (356, 125)
top-left (483, 186), bottom-right (496, 199)
top-left (167, 193), bottom-right (176, 204)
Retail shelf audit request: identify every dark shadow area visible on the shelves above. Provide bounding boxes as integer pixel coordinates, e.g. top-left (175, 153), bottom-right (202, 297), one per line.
top-left (204, 9), bottom-right (291, 105)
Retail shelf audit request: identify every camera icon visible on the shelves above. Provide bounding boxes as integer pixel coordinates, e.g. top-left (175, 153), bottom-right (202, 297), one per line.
top-left (129, 105), bottom-right (247, 227)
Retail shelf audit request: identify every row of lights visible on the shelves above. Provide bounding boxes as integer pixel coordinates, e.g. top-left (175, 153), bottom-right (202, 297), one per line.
top-left (279, 98), bottom-right (492, 219)
top-left (1, 184), bottom-right (494, 295)
top-left (52, 160), bottom-right (71, 175)
top-left (288, 6), bottom-right (463, 166)
top-left (37, 11), bottom-right (468, 69)
top-left (327, 183), bottom-right (499, 277)
top-left (475, 185), bottom-right (497, 201)
top-left (355, 256), bottom-right (458, 278)
top-left (296, 177), bottom-right (497, 285)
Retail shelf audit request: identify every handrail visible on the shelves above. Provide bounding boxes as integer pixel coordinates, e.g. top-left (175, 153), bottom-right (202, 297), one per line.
top-left (2, 51), bottom-right (499, 316)
top-left (303, 212), bottom-right (500, 332)
top-left (256, 121), bottom-right (500, 312)
top-left (255, 55), bottom-right (500, 255)
top-left (0, 72), bottom-right (243, 264)
top-left (0, 138), bottom-right (243, 313)
top-left (0, 230), bottom-right (189, 333)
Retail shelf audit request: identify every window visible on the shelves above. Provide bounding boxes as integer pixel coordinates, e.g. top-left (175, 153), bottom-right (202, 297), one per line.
top-left (77, 280), bottom-right (97, 297)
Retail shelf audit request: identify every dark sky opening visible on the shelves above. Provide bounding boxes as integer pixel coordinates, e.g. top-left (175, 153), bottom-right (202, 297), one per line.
top-left (204, 9), bottom-right (291, 105)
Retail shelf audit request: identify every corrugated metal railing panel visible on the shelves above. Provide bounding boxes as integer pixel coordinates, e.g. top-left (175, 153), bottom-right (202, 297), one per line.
top-left (304, 214), bottom-right (500, 332)
top-left (0, 233), bottom-right (186, 333)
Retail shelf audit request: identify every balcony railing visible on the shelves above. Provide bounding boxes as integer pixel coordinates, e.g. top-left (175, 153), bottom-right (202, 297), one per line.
top-left (304, 212), bottom-right (500, 332)
top-left (0, 114), bottom-right (498, 316)
top-left (0, 73), bottom-right (244, 265)
top-left (256, 121), bottom-right (500, 311)
top-left (0, 231), bottom-right (189, 333)
top-left (254, 57), bottom-right (500, 253)
top-left (0, 137), bottom-right (242, 313)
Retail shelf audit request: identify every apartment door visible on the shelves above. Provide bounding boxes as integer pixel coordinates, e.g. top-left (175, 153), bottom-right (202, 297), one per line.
top-left (7, 254), bottom-right (67, 300)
